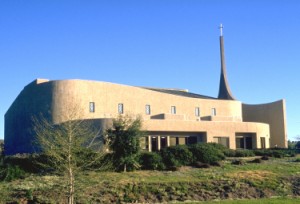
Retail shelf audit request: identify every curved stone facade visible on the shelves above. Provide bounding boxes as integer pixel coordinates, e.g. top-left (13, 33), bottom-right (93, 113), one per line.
top-left (4, 78), bottom-right (284, 155)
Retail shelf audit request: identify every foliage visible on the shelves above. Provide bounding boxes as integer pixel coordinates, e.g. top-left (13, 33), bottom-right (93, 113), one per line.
top-left (106, 115), bottom-right (145, 172)
top-left (188, 143), bottom-right (225, 164)
top-left (33, 106), bottom-right (106, 204)
top-left (295, 141), bottom-right (300, 149)
top-left (234, 149), bottom-right (255, 157)
top-left (253, 148), bottom-right (297, 158)
top-left (160, 145), bottom-right (193, 168)
top-left (139, 152), bottom-right (165, 170)
top-left (0, 164), bottom-right (26, 182)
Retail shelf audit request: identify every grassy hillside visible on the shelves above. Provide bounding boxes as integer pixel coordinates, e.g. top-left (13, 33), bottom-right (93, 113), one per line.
top-left (0, 155), bottom-right (300, 203)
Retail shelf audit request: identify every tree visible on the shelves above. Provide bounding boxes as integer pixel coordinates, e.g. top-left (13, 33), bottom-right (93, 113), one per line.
top-left (33, 107), bottom-right (107, 204)
top-left (106, 115), bottom-right (145, 172)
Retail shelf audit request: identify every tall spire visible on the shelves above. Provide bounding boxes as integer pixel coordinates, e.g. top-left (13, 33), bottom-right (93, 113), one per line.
top-left (218, 24), bottom-right (235, 100)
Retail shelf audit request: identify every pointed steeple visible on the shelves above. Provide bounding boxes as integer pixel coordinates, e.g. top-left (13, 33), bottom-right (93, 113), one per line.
top-left (218, 24), bottom-right (235, 100)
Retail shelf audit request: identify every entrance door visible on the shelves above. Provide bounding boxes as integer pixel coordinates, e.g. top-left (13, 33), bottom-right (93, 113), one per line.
top-left (161, 137), bottom-right (167, 149)
top-left (245, 137), bottom-right (252, 149)
top-left (151, 137), bottom-right (157, 152)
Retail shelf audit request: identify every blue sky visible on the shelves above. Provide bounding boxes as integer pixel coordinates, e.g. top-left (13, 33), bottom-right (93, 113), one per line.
top-left (1, 0), bottom-right (299, 140)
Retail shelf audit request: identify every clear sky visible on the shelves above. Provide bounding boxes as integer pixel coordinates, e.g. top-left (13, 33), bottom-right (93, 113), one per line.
top-left (1, 0), bottom-right (299, 140)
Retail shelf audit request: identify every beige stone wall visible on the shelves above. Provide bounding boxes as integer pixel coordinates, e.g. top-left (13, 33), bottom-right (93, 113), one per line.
top-left (49, 79), bottom-right (271, 149)
top-left (6, 79), bottom-right (284, 154)
top-left (242, 100), bottom-right (287, 148)
top-left (50, 79), bottom-right (244, 124)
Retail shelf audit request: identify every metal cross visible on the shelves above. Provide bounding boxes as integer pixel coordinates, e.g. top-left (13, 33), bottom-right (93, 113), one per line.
top-left (219, 24), bottom-right (223, 36)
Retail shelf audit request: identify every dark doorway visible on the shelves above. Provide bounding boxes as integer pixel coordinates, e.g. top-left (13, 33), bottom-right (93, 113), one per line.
top-left (261, 137), bottom-right (266, 149)
top-left (161, 137), bottom-right (167, 149)
top-left (187, 136), bottom-right (197, 145)
top-left (245, 137), bottom-right (252, 149)
top-left (151, 137), bottom-right (157, 152)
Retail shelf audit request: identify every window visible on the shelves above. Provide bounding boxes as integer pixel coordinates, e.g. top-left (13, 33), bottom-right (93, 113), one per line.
top-left (171, 106), bottom-right (176, 114)
top-left (260, 137), bottom-right (266, 149)
top-left (213, 137), bottom-right (229, 148)
top-left (195, 107), bottom-right (200, 116)
top-left (145, 104), bottom-right (151, 115)
top-left (118, 103), bottom-right (124, 114)
top-left (211, 108), bottom-right (216, 116)
top-left (89, 102), bottom-right (95, 113)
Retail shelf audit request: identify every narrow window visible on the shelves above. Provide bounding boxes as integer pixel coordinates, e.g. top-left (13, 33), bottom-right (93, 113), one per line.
top-left (171, 106), bottom-right (176, 114)
top-left (89, 102), bottom-right (95, 113)
top-left (211, 108), bottom-right (216, 116)
top-left (195, 107), bottom-right (200, 116)
top-left (118, 103), bottom-right (124, 114)
top-left (145, 104), bottom-right (151, 115)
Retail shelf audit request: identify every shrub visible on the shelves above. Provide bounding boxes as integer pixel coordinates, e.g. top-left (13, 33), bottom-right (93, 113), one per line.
top-left (160, 145), bottom-right (193, 168)
top-left (294, 158), bottom-right (300, 162)
top-left (188, 143), bottom-right (225, 164)
top-left (139, 152), bottom-right (165, 170)
top-left (223, 149), bottom-right (237, 157)
top-left (253, 148), bottom-right (296, 158)
top-left (234, 149), bottom-right (255, 157)
top-left (0, 165), bottom-right (26, 182)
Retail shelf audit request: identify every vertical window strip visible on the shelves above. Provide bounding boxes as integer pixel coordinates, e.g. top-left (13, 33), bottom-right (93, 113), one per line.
top-left (195, 107), bottom-right (200, 116)
top-left (89, 102), bottom-right (95, 113)
top-left (171, 106), bottom-right (176, 114)
top-left (118, 103), bottom-right (124, 114)
top-left (145, 104), bottom-right (151, 115)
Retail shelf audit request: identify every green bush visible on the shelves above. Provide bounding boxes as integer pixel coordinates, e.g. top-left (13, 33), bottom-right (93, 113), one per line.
top-left (294, 158), bottom-right (300, 162)
top-left (188, 143), bottom-right (225, 164)
top-left (0, 165), bottom-right (26, 182)
top-left (234, 149), bottom-right (255, 157)
top-left (207, 142), bottom-right (228, 152)
top-left (253, 149), bottom-right (295, 158)
top-left (139, 152), bottom-right (165, 170)
top-left (160, 145), bottom-right (193, 168)
top-left (223, 149), bottom-right (237, 157)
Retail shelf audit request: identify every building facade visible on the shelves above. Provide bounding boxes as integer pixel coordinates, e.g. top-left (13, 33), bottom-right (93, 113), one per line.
top-left (4, 33), bottom-right (287, 155)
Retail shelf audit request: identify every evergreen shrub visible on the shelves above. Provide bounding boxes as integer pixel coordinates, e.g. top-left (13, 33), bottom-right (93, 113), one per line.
top-left (188, 143), bottom-right (225, 164)
top-left (139, 152), bottom-right (165, 170)
top-left (160, 145), bottom-right (193, 168)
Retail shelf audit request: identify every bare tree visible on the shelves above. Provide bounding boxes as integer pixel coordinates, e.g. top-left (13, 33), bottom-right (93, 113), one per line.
top-left (33, 106), bottom-right (108, 204)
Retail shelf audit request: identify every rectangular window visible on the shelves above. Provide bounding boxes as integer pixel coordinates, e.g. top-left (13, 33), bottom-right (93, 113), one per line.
top-left (214, 137), bottom-right (229, 148)
top-left (195, 107), bottom-right (200, 116)
top-left (211, 108), bottom-right (216, 116)
top-left (118, 103), bottom-right (124, 114)
top-left (89, 102), bottom-right (95, 113)
top-left (171, 106), bottom-right (176, 114)
top-left (145, 104), bottom-right (151, 115)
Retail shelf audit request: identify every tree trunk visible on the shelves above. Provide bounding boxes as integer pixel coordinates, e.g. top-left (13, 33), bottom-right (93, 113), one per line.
top-left (68, 168), bottom-right (74, 204)
top-left (124, 163), bottom-right (127, 172)
top-left (68, 132), bottom-right (74, 204)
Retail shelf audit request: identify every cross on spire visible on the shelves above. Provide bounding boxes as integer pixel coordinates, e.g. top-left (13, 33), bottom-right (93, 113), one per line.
top-left (219, 24), bottom-right (223, 36)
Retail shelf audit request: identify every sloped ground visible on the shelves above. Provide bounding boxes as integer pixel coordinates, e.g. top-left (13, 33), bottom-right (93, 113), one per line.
top-left (1, 156), bottom-right (300, 203)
